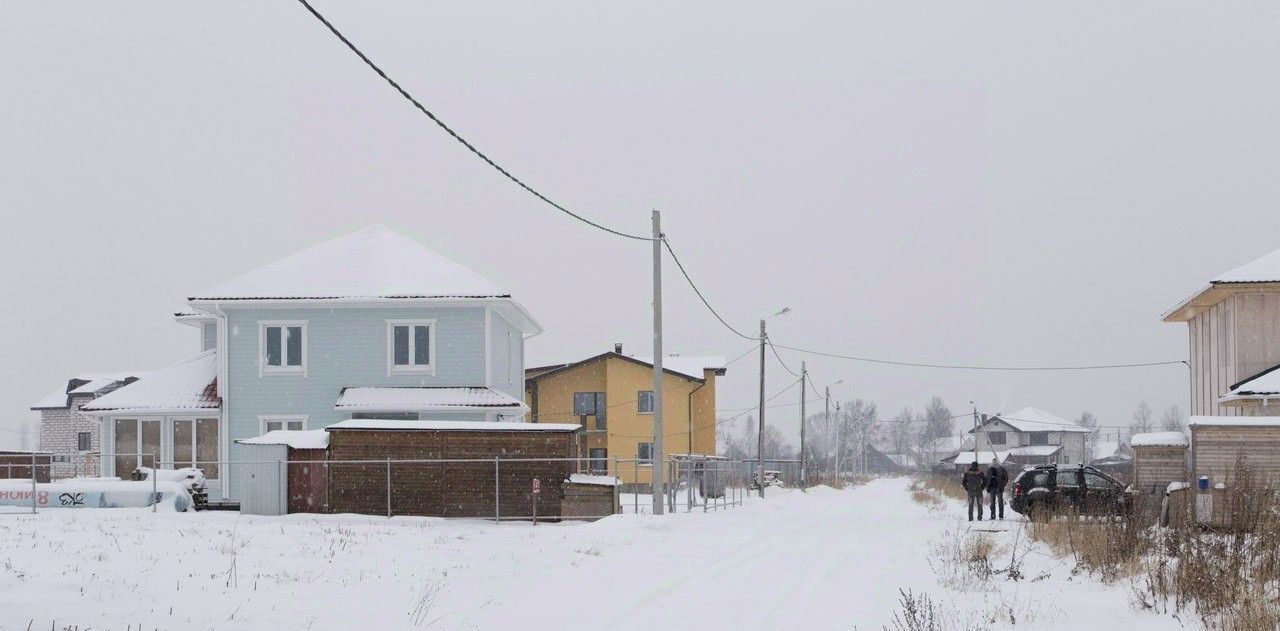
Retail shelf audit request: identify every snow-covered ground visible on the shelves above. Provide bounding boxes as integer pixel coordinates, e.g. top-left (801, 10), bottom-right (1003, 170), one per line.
top-left (1, 478), bottom-right (1172, 630)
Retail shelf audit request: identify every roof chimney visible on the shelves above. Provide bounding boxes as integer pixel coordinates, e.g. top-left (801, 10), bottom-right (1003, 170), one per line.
top-left (614, 343), bottom-right (623, 354)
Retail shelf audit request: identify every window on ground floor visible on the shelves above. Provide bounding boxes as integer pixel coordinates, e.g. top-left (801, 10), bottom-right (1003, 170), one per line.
top-left (589, 448), bottom-right (608, 474)
top-left (76, 432), bottom-right (91, 451)
top-left (172, 418), bottom-right (220, 479)
top-left (113, 418), bottom-right (160, 475)
top-left (637, 442), bottom-right (654, 464)
top-left (260, 415), bottom-right (307, 434)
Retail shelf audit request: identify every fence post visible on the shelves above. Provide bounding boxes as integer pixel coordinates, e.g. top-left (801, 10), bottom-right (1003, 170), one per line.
top-left (385, 458), bottom-right (392, 518)
top-left (152, 452), bottom-right (158, 513)
top-left (493, 457), bottom-right (500, 523)
top-left (634, 459), bottom-right (639, 515)
top-left (278, 459), bottom-right (285, 514)
top-left (612, 457), bottom-right (620, 515)
top-left (31, 452), bottom-right (37, 514)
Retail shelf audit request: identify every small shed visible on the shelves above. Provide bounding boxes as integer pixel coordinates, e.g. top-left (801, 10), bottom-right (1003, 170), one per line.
top-left (561, 474), bottom-right (619, 519)
top-left (236, 430), bottom-right (331, 516)
top-left (324, 419), bottom-right (580, 519)
top-left (1131, 431), bottom-right (1189, 494)
top-left (1188, 416), bottom-right (1280, 489)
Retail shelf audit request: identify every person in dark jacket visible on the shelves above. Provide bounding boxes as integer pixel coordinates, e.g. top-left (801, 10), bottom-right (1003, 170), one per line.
top-left (961, 462), bottom-right (987, 521)
top-left (986, 458), bottom-right (1009, 520)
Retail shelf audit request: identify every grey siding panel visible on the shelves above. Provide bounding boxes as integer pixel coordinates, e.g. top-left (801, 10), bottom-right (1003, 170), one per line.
top-left (488, 310), bottom-right (523, 400)
top-left (202, 322), bottom-right (217, 352)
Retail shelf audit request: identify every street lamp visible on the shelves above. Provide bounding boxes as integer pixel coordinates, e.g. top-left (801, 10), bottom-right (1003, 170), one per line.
top-left (756, 307), bottom-right (792, 497)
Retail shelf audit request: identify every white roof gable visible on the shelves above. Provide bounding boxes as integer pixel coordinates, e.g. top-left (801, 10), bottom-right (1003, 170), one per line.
top-left (987, 406), bottom-right (1091, 433)
top-left (81, 351), bottom-right (219, 415)
top-left (189, 224), bottom-right (509, 301)
top-left (1214, 247), bottom-right (1280, 284)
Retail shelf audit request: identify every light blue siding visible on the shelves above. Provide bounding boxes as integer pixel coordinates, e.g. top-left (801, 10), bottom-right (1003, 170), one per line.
top-left (201, 322), bottom-right (217, 352)
top-left (488, 310), bottom-right (524, 400)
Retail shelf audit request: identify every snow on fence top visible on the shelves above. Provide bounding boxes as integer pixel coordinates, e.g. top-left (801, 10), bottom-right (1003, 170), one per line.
top-left (1130, 431), bottom-right (1189, 447)
top-left (1187, 415), bottom-right (1280, 428)
top-left (326, 419), bottom-right (581, 432)
top-left (188, 224), bottom-right (510, 301)
top-left (566, 474), bottom-right (620, 487)
top-left (334, 386), bottom-right (525, 411)
top-left (237, 429), bottom-right (331, 450)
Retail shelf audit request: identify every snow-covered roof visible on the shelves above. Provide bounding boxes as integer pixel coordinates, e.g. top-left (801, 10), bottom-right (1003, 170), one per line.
top-left (80, 351), bottom-right (219, 415)
top-left (980, 407), bottom-right (1091, 434)
top-left (885, 453), bottom-right (919, 468)
top-left (1092, 441), bottom-right (1128, 461)
top-left (1221, 364), bottom-right (1280, 403)
top-left (630, 356), bottom-right (727, 380)
top-left (237, 429), bottom-right (330, 450)
top-left (1187, 415), bottom-right (1280, 428)
top-left (1212, 247), bottom-right (1280, 284)
top-left (326, 419), bottom-right (580, 432)
top-left (189, 224), bottom-right (509, 302)
top-left (334, 387), bottom-right (526, 412)
top-left (1130, 431), bottom-right (1189, 447)
top-left (31, 372), bottom-right (151, 410)
top-left (566, 473), bottom-right (620, 487)
top-left (1008, 445), bottom-right (1063, 457)
top-left (953, 450), bottom-right (1010, 465)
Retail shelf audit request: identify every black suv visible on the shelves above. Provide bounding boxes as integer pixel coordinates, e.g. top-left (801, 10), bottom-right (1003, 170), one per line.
top-left (1009, 464), bottom-right (1133, 518)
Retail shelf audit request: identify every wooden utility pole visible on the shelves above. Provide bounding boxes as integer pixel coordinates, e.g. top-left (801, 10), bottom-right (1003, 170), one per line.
top-left (799, 361), bottom-right (807, 489)
top-left (757, 319), bottom-right (767, 497)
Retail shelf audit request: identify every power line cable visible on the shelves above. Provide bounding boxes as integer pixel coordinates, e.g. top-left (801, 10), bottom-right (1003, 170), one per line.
top-left (771, 342), bottom-right (1188, 372)
top-left (294, 0), bottom-right (650, 242)
top-left (767, 339), bottom-right (801, 378)
top-left (661, 236), bottom-right (756, 340)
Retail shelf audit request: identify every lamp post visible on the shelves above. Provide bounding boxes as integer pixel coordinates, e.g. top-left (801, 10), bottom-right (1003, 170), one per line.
top-left (756, 307), bottom-right (790, 497)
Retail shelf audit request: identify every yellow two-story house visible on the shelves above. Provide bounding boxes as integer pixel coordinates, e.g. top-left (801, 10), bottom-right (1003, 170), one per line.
top-left (525, 344), bottom-right (725, 487)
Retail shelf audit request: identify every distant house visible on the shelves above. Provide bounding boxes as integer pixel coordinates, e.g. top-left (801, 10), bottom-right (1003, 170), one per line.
top-left (73, 224), bottom-right (540, 501)
top-left (30, 372), bottom-right (148, 477)
top-left (963, 406), bottom-right (1090, 467)
top-left (1089, 440), bottom-right (1134, 480)
top-left (1163, 246), bottom-right (1280, 416)
top-left (866, 445), bottom-right (912, 475)
top-left (524, 345), bottom-right (725, 487)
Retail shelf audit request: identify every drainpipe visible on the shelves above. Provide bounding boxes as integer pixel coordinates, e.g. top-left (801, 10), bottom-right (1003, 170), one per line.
top-left (687, 378), bottom-right (707, 455)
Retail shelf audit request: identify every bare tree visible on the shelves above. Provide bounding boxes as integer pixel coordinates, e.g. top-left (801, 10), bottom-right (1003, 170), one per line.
top-left (889, 407), bottom-right (915, 456)
top-left (921, 396), bottom-right (953, 442)
top-left (1077, 411), bottom-right (1099, 461)
top-left (1131, 401), bottom-right (1154, 435)
top-left (1161, 404), bottom-right (1186, 431)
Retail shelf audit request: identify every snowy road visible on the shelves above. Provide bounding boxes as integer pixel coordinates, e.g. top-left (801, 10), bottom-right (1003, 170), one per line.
top-left (0, 478), bottom-right (1172, 630)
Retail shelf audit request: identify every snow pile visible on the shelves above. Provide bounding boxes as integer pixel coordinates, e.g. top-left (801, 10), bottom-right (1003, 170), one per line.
top-left (1131, 431), bottom-right (1189, 447)
top-left (566, 474), bottom-right (619, 487)
top-left (136, 467), bottom-right (207, 492)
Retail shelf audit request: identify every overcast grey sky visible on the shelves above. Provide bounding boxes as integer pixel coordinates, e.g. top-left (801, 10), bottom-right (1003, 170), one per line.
top-left (3, 1), bottom-right (1279, 448)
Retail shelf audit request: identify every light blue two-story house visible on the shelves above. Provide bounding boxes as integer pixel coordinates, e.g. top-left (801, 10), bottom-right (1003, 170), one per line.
top-left (82, 224), bottom-right (540, 499)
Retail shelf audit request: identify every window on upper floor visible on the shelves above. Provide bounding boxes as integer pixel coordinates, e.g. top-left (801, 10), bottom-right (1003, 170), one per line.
top-left (638, 390), bottom-right (655, 415)
top-left (260, 322), bottom-right (306, 375)
top-left (574, 392), bottom-right (606, 430)
top-left (637, 442), bottom-right (654, 464)
top-left (1029, 432), bottom-right (1049, 446)
top-left (76, 432), bottom-right (91, 451)
top-left (261, 415), bottom-right (307, 434)
top-left (987, 431), bottom-right (1006, 445)
top-left (387, 320), bottom-right (434, 375)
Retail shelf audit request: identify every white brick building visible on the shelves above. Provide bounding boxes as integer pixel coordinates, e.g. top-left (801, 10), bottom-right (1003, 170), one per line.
top-left (31, 374), bottom-right (147, 478)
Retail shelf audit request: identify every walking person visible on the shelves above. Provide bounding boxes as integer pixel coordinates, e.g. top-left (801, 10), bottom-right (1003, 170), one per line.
top-left (961, 461), bottom-right (987, 521)
top-left (986, 458), bottom-right (1008, 520)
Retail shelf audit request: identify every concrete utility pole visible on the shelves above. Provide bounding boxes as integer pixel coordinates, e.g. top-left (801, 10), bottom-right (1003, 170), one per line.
top-left (651, 210), bottom-right (665, 516)
top-left (756, 319), bottom-right (767, 498)
top-left (827, 386), bottom-right (835, 480)
top-left (971, 401), bottom-right (979, 465)
top-left (799, 361), bottom-right (807, 489)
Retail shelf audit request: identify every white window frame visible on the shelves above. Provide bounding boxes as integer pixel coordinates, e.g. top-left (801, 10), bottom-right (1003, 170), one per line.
top-left (259, 414), bottom-right (308, 435)
top-left (258, 320), bottom-right (308, 377)
top-left (386, 319), bottom-right (437, 376)
top-left (637, 390), bottom-right (655, 415)
top-left (170, 416), bottom-right (220, 475)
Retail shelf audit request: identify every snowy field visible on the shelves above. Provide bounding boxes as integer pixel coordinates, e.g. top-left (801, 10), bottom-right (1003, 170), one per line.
top-left (1, 478), bottom-right (1174, 630)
